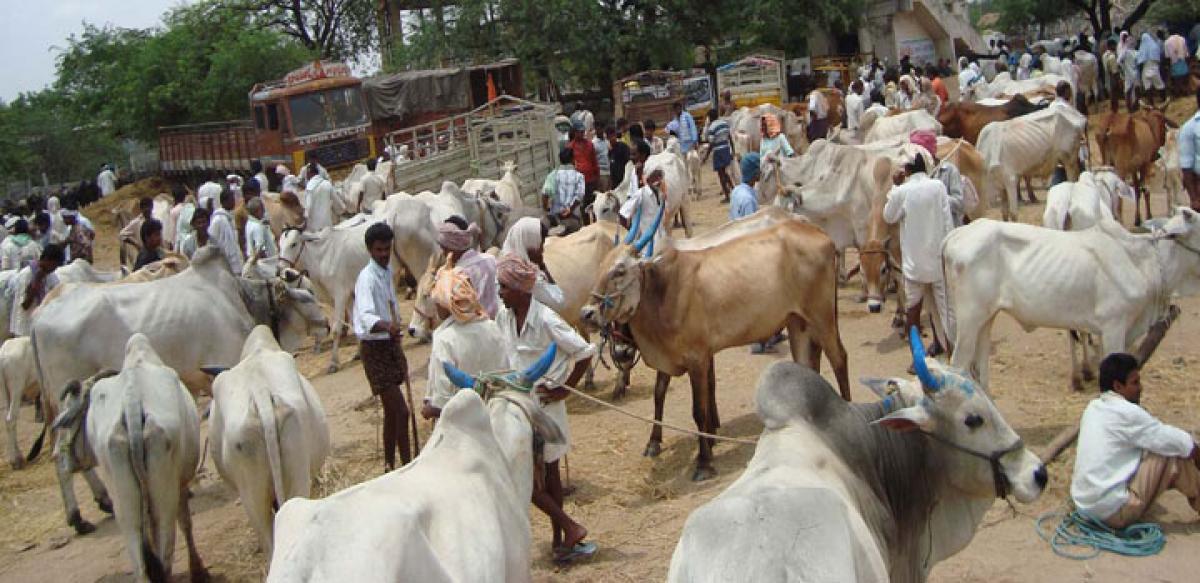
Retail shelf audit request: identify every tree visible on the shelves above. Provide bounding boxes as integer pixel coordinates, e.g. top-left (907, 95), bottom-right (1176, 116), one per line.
top-left (994, 0), bottom-right (1076, 38)
top-left (238, 0), bottom-right (379, 61)
top-left (1066, 0), bottom-right (1163, 39)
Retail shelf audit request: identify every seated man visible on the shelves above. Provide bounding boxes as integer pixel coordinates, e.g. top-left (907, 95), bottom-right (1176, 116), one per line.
top-left (495, 254), bottom-right (595, 562)
top-left (421, 269), bottom-right (508, 419)
top-left (1072, 353), bottom-right (1200, 528)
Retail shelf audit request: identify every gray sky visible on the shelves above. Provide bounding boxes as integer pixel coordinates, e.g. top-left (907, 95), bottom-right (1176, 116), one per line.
top-left (0, 0), bottom-right (190, 103)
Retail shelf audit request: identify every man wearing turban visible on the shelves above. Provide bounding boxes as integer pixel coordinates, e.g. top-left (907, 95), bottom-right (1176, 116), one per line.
top-left (421, 269), bottom-right (509, 419)
top-left (437, 216), bottom-right (498, 318)
top-left (495, 253), bottom-right (596, 562)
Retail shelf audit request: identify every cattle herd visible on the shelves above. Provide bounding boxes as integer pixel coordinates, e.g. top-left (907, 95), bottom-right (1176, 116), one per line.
top-left (0, 81), bottom-right (1196, 582)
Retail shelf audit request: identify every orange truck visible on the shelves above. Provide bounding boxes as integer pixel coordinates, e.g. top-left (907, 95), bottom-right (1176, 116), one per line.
top-left (158, 61), bottom-right (375, 179)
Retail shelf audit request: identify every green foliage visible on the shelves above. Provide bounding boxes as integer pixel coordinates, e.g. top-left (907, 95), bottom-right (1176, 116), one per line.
top-left (239, 0), bottom-right (378, 61)
top-left (1147, 0), bottom-right (1200, 22)
top-left (993, 0), bottom-right (1077, 32)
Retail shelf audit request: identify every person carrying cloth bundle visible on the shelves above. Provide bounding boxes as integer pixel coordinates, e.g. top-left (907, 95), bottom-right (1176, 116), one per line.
top-left (437, 217), bottom-right (498, 318)
top-left (421, 268), bottom-right (508, 420)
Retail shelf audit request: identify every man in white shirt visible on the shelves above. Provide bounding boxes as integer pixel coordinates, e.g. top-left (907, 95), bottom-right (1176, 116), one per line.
top-left (883, 150), bottom-right (956, 355)
top-left (806, 88), bottom-right (830, 142)
top-left (358, 158), bottom-right (388, 213)
top-left (501, 217), bottom-right (565, 311)
top-left (1072, 353), bottom-right (1200, 528)
top-left (251, 160), bottom-right (270, 195)
top-left (495, 253), bottom-right (594, 561)
top-left (845, 80), bottom-right (865, 132)
top-left (0, 219), bottom-right (42, 271)
top-left (96, 164), bottom-right (117, 198)
top-left (421, 269), bottom-right (508, 419)
top-left (304, 163), bottom-right (334, 232)
top-left (244, 198), bottom-right (276, 260)
top-left (353, 223), bottom-right (412, 472)
top-left (10, 244), bottom-right (63, 337)
top-left (208, 189), bottom-right (244, 274)
top-left (196, 178), bottom-right (223, 211)
top-left (620, 141), bottom-right (669, 256)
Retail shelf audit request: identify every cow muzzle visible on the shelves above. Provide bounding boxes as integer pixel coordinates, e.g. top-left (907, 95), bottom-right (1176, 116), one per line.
top-left (867, 298), bottom-right (883, 313)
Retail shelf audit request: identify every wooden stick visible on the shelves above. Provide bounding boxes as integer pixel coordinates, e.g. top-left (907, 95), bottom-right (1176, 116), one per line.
top-left (1040, 306), bottom-right (1181, 463)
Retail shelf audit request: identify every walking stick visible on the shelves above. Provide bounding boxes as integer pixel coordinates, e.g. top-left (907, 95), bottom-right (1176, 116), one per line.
top-left (404, 373), bottom-right (421, 453)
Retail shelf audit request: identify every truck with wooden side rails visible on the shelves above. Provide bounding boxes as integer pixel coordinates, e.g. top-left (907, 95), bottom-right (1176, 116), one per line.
top-left (717, 54), bottom-right (788, 108)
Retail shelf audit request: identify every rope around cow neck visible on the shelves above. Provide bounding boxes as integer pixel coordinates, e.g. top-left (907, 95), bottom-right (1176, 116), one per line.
top-left (560, 385), bottom-right (759, 445)
top-left (1035, 510), bottom-right (1166, 559)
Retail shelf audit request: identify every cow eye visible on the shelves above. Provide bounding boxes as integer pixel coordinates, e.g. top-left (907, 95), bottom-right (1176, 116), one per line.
top-left (964, 414), bottom-right (984, 429)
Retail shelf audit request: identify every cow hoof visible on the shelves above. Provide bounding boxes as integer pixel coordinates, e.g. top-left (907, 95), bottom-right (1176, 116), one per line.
top-left (643, 442), bottom-right (662, 458)
top-left (326, 364), bottom-right (340, 374)
top-left (68, 512), bottom-right (95, 535)
top-left (96, 498), bottom-right (114, 514)
top-left (8, 458), bottom-right (23, 471)
top-left (1071, 376), bottom-right (1085, 392)
top-left (691, 466), bottom-right (717, 482)
top-left (1082, 368), bottom-right (1096, 382)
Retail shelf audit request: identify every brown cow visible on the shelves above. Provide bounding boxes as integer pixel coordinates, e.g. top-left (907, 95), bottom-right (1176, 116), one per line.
top-left (1096, 108), bottom-right (1170, 225)
top-left (582, 206), bottom-right (850, 481)
top-left (937, 94), bottom-right (1045, 145)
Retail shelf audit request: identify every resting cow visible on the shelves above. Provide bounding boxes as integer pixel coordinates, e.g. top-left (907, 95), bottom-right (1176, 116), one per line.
top-left (947, 210), bottom-right (1200, 389)
top-left (583, 206), bottom-right (850, 480)
top-left (461, 160), bottom-right (524, 214)
top-left (211, 326), bottom-right (330, 562)
top-left (668, 335), bottom-right (1047, 583)
top-left (267, 347), bottom-right (561, 583)
top-left (31, 246), bottom-right (328, 532)
top-left (52, 335), bottom-right (207, 582)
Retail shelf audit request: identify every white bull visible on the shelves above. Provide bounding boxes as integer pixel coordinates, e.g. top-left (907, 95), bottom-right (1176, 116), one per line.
top-left (373, 192), bottom-right (441, 292)
top-left (53, 335), bottom-right (206, 582)
top-left (268, 355), bottom-right (563, 583)
top-left (31, 247), bottom-right (329, 532)
top-left (589, 151), bottom-right (693, 238)
top-left (278, 214), bottom-right (381, 372)
top-left (461, 160), bottom-right (524, 213)
top-left (947, 210), bottom-right (1200, 389)
top-left (211, 326), bottom-right (330, 562)
top-left (415, 181), bottom-right (512, 249)
top-left (727, 105), bottom-right (808, 159)
top-left (976, 105), bottom-right (1086, 221)
top-left (0, 337), bottom-right (37, 469)
top-left (1041, 169), bottom-right (1136, 389)
top-left (669, 351), bottom-right (1046, 583)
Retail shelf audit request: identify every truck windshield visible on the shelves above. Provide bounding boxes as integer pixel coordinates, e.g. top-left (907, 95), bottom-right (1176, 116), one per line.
top-left (288, 86), bottom-right (369, 137)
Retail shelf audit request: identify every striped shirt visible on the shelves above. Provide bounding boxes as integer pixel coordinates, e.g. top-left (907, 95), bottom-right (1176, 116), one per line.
top-left (705, 119), bottom-right (731, 150)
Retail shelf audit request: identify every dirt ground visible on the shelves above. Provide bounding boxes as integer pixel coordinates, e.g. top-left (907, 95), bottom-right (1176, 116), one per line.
top-left (3, 102), bottom-right (1200, 582)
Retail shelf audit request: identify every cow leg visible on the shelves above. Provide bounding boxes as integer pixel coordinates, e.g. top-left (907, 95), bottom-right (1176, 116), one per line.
top-left (4, 388), bottom-right (21, 469)
top-left (786, 316), bottom-right (813, 367)
top-left (83, 469), bottom-right (112, 513)
top-left (1023, 176), bottom-right (1038, 203)
top-left (706, 360), bottom-right (719, 436)
top-left (816, 319), bottom-right (851, 402)
top-left (325, 298), bottom-right (345, 374)
top-left (55, 453), bottom-right (94, 534)
top-left (643, 372), bottom-right (671, 458)
top-left (178, 484), bottom-right (209, 583)
top-left (950, 308), bottom-right (990, 385)
top-left (974, 316), bottom-right (998, 389)
top-left (678, 206), bottom-right (693, 238)
top-left (1068, 331), bottom-right (1084, 391)
top-left (1081, 334), bottom-right (1098, 381)
top-left (1139, 169), bottom-right (1151, 222)
top-left (1002, 175), bottom-right (1019, 221)
top-left (688, 363), bottom-right (716, 482)
top-left (580, 330), bottom-right (596, 392)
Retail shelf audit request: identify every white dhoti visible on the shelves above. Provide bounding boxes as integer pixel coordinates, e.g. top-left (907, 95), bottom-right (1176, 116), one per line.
top-left (904, 276), bottom-right (956, 349)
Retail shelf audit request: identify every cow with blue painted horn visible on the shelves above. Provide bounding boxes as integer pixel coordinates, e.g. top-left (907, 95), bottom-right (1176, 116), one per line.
top-left (267, 343), bottom-right (565, 583)
top-left (582, 203), bottom-right (850, 481)
top-left (667, 328), bottom-right (1047, 583)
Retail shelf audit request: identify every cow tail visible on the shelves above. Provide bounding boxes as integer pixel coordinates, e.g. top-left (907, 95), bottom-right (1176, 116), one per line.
top-left (250, 384), bottom-right (287, 511)
top-left (124, 393), bottom-right (165, 583)
top-left (25, 327), bottom-right (47, 462)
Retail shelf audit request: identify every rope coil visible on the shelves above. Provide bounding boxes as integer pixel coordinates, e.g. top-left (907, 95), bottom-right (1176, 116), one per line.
top-left (1036, 510), bottom-right (1166, 559)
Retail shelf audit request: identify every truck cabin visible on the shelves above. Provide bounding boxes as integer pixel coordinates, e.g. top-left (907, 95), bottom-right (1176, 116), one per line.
top-left (250, 62), bottom-right (374, 171)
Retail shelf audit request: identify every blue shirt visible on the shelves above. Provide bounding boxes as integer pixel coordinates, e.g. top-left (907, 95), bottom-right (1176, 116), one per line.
top-left (1180, 113), bottom-right (1200, 173)
top-left (676, 111), bottom-right (699, 153)
top-left (730, 184), bottom-right (758, 220)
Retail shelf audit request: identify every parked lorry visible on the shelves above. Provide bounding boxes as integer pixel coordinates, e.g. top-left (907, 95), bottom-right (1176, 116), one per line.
top-left (717, 55), bottom-right (787, 108)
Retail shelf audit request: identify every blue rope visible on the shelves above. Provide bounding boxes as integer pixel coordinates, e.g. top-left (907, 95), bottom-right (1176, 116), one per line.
top-left (1035, 510), bottom-right (1166, 559)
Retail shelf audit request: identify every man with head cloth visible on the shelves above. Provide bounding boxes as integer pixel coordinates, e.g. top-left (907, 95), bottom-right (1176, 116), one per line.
top-left (420, 269), bottom-right (509, 420)
top-left (437, 216), bottom-right (499, 318)
top-left (501, 217), bottom-right (565, 311)
top-left (495, 253), bottom-right (595, 561)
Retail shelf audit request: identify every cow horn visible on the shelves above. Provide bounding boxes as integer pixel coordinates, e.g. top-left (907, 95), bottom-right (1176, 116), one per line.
top-left (623, 204), bottom-right (643, 245)
top-left (633, 202), bottom-right (666, 255)
top-left (909, 326), bottom-right (941, 391)
top-left (442, 362), bottom-right (476, 389)
top-left (521, 342), bottom-right (558, 385)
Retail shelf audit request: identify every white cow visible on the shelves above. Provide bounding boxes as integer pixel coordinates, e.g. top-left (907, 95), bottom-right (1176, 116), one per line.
top-left (1042, 170), bottom-right (1137, 389)
top-left (757, 140), bottom-right (894, 281)
top-left (372, 192), bottom-right (441, 292)
top-left (947, 210), bottom-right (1200, 389)
top-left (966, 73), bottom-right (1070, 103)
top-left (1042, 169), bottom-right (1135, 231)
top-left (976, 105), bottom-right (1086, 221)
top-left (53, 335), bottom-right (206, 582)
top-left (588, 151), bottom-right (693, 238)
top-left (1155, 129), bottom-right (1185, 208)
top-left (862, 110), bottom-right (943, 144)
top-left (0, 337), bottom-right (37, 469)
top-left (1073, 50), bottom-right (1101, 105)
top-left (278, 214), bottom-right (381, 372)
top-left (268, 355), bottom-right (563, 583)
top-left (668, 353), bottom-right (1046, 583)
top-left (461, 160), bottom-right (524, 213)
top-left (727, 104), bottom-right (808, 159)
top-left (415, 181), bottom-right (512, 249)
top-left (31, 247), bottom-right (329, 532)
top-left (211, 326), bottom-right (330, 562)
top-left (685, 146), bottom-right (704, 200)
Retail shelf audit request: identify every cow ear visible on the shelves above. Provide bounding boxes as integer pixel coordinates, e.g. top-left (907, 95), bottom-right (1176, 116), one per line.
top-left (874, 405), bottom-right (933, 433)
